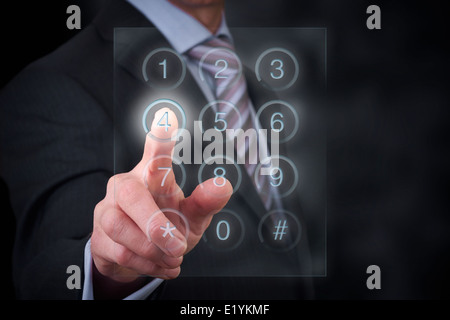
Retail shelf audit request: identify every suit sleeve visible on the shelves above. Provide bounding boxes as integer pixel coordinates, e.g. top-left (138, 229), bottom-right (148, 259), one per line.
top-left (0, 66), bottom-right (114, 299)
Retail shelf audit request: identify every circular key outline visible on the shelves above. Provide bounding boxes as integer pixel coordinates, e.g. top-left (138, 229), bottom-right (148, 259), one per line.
top-left (197, 155), bottom-right (242, 196)
top-left (198, 47), bottom-right (243, 90)
top-left (142, 98), bottom-right (187, 142)
top-left (142, 154), bottom-right (187, 198)
top-left (142, 47), bottom-right (187, 90)
top-left (258, 209), bottom-right (302, 252)
top-left (202, 208), bottom-right (246, 252)
top-left (145, 207), bottom-right (190, 248)
top-left (255, 47), bottom-right (299, 91)
top-left (255, 99), bottom-right (299, 143)
top-left (253, 155), bottom-right (299, 198)
top-left (198, 100), bottom-right (243, 140)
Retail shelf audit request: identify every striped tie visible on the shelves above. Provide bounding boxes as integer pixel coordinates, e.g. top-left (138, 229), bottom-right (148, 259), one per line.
top-left (187, 36), bottom-right (278, 210)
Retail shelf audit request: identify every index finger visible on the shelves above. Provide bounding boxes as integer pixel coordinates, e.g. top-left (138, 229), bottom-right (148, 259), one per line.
top-left (135, 108), bottom-right (179, 195)
top-left (142, 107), bottom-right (179, 164)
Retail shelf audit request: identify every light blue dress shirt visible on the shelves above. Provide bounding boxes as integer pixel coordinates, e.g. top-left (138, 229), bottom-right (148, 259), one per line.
top-left (82, 0), bottom-right (232, 300)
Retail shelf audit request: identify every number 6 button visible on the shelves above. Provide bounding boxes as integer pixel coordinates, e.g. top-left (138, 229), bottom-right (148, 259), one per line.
top-left (255, 100), bottom-right (299, 143)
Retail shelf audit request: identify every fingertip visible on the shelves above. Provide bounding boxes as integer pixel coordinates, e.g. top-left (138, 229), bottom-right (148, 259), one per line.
top-left (165, 235), bottom-right (187, 258)
top-left (162, 254), bottom-right (183, 269)
top-left (139, 107), bottom-right (178, 171)
top-left (203, 177), bottom-right (233, 200)
top-left (164, 266), bottom-right (181, 280)
top-left (186, 178), bottom-right (233, 217)
top-left (151, 107), bottom-right (179, 140)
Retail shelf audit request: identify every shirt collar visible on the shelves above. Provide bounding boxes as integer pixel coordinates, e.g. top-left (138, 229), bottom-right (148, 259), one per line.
top-left (126, 0), bottom-right (232, 54)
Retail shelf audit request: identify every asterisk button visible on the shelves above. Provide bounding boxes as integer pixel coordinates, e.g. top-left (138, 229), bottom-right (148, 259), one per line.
top-left (160, 222), bottom-right (176, 238)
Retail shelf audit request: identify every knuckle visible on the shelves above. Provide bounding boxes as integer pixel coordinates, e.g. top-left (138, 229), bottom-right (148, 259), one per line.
top-left (116, 178), bottom-right (141, 204)
top-left (142, 264), bottom-right (161, 277)
top-left (90, 229), bottom-right (101, 253)
top-left (100, 213), bottom-right (112, 236)
top-left (165, 267), bottom-right (181, 280)
top-left (92, 257), bottom-right (112, 278)
top-left (94, 199), bottom-right (105, 215)
top-left (146, 217), bottom-right (163, 241)
top-left (101, 211), bottom-right (125, 240)
top-left (163, 255), bottom-right (183, 269)
top-left (93, 201), bottom-right (108, 227)
top-left (139, 242), bottom-right (154, 260)
top-left (106, 175), bottom-right (119, 195)
top-left (143, 264), bottom-right (179, 280)
top-left (192, 193), bottom-right (209, 213)
top-left (115, 245), bottom-right (133, 266)
top-left (106, 176), bottom-right (114, 193)
top-left (146, 161), bottom-right (161, 177)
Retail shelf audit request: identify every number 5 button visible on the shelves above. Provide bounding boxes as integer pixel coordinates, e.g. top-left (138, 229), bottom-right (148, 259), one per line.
top-left (255, 47), bottom-right (299, 91)
top-left (198, 100), bottom-right (242, 136)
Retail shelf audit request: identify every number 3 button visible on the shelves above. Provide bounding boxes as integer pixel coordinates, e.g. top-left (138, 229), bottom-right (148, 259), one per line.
top-left (255, 47), bottom-right (299, 91)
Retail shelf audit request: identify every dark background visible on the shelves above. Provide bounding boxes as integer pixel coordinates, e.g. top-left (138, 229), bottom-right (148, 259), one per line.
top-left (1, 0), bottom-right (448, 299)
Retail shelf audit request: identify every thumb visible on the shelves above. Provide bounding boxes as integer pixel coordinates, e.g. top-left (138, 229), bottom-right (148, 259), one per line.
top-left (179, 178), bottom-right (233, 240)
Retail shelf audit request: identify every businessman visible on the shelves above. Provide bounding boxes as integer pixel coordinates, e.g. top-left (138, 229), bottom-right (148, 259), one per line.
top-left (0, 0), bottom-right (313, 299)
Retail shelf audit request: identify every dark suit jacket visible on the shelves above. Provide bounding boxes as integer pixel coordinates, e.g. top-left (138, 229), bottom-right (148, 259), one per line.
top-left (0, 0), bottom-right (315, 299)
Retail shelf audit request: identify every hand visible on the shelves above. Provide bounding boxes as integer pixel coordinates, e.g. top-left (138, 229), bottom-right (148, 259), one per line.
top-left (91, 108), bottom-right (232, 297)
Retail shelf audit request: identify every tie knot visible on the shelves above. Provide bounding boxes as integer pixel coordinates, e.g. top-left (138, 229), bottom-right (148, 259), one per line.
top-left (187, 36), bottom-right (242, 90)
top-left (205, 35), bottom-right (235, 51)
top-left (188, 35), bottom-right (234, 56)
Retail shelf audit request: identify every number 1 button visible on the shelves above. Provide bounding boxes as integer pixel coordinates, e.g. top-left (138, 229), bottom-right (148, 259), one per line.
top-left (142, 48), bottom-right (186, 89)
